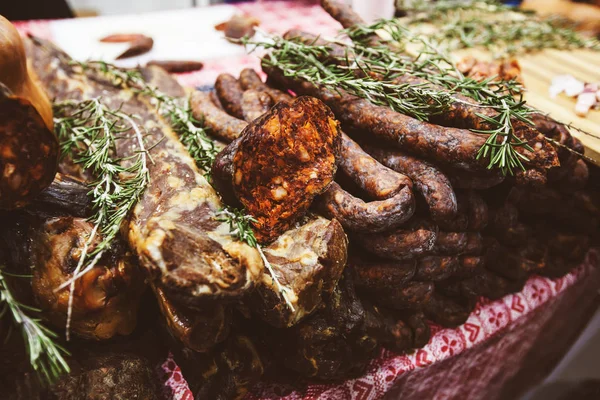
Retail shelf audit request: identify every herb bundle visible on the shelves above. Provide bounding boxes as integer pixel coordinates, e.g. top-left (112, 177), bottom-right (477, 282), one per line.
top-left (53, 98), bottom-right (150, 340)
top-left (0, 268), bottom-right (70, 384)
top-left (395, 0), bottom-right (599, 57)
top-left (78, 61), bottom-right (219, 176)
top-left (251, 19), bottom-right (535, 174)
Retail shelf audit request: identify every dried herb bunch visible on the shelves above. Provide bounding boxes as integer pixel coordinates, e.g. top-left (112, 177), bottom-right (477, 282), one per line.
top-left (0, 268), bottom-right (70, 384)
top-left (395, 0), bottom-right (599, 57)
top-left (248, 20), bottom-right (537, 175)
top-left (77, 61), bottom-right (219, 175)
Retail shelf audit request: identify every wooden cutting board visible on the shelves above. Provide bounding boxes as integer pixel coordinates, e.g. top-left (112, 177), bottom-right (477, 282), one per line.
top-left (518, 49), bottom-right (600, 164)
top-left (454, 47), bottom-right (600, 165)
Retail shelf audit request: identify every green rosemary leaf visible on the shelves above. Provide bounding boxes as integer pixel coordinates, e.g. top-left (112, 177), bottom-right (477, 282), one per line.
top-left (0, 267), bottom-right (70, 385)
top-left (53, 98), bottom-right (150, 340)
top-left (247, 21), bottom-right (536, 175)
top-left (396, 0), bottom-right (599, 57)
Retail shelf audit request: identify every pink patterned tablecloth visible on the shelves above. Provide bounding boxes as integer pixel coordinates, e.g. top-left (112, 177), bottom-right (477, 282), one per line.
top-left (13, 3), bottom-right (600, 399)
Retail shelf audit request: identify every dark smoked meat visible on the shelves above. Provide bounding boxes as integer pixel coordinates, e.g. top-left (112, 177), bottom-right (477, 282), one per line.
top-left (269, 272), bottom-right (378, 380)
top-left (362, 144), bottom-right (458, 223)
top-left (424, 293), bottom-right (470, 328)
top-left (231, 96), bottom-right (342, 243)
top-left (456, 255), bottom-right (486, 278)
top-left (28, 37), bottom-right (263, 307)
top-left (349, 252), bottom-right (417, 292)
top-left (428, 232), bottom-right (483, 256)
top-left (241, 89), bottom-right (273, 122)
top-left (317, 181), bottom-right (415, 233)
top-left (438, 191), bottom-right (488, 232)
top-left (353, 218), bottom-right (438, 260)
top-left (215, 73), bottom-right (246, 119)
top-left (191, 90), bottom-right (248, 143)
top-left (363, 302), bottom-right (413, 353)
top-left (32, 173), bottom-right (91, 218)
top-left (391, 75), bottom-right (559, 179)
top-left (50, 353), bottom-right (161, 400)
top-left (339, 133), bottom-right (412, 200)
top-left (0, 86), bottom-right (58, 209)
top-left (172, 332), bottom-right (265, 400)
top-left (404, 311), bottom-right (431, 348)
top-left (249, 215), bottom-right (348, 328)
top-left (153, 284), bottom-right (231, 352)
top-left (414, 256), bottom-right (460, 281)
top-left (359, 279), bottom-right (435, 311)
top-left (238, 67), bottom-right (292, 103)
top-left (0, 212), bottom-right (143, 340)
top-left (30, 217), bottom-right (143, 340)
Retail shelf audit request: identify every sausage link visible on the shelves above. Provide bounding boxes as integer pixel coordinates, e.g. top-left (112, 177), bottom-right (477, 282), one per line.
top-left (320, 0), bottom-right (381, 46)
top-left (437, 191), bottom-right (469, 231)
top-left (392, 74), bottom-right (559, 177)
top-left (349, 254), bottom-right (417, 292)
top-left (414, 256), bottom-right (460, 281)
top-left (437, 191), bottom-right (488, 232)
top-left (215, 73), bottom-right (245, 119)
top-left (191, 90), bottom-right (248, 143)
top-left (353, 218), bottom-right (437, 260)
top-left (446, 167), bottom-right (505, 189)
top-left (365, 145), bottom-right (457, 223)
top-left (365, 281), bottom-right (435, 310)
top-left (467, 191), bottom-right (489, 231)
top-left (455, 255), bottom-right (485, 278)
top-left (238, 68), bottom-right (292, 103)
top-left (209, 90), bottom-right (225, 110)
top-left (264, 64), bottom-right (556, 182)
top-left (424, 293), bottom-right (471, 328)
top-left (317, 181), bottom-right (415, 233)
top-left (241, 89), bottom-right (273, 122)
top-left (340, 134), bottom-right (412, 200)
top-left (428, 231), bottom-right (482, 256)
top-left (431, 232), bottom-right (468, 255)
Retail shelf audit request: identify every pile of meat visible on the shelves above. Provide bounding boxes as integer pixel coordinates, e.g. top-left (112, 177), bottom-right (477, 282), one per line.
top-left (0, 2), bottom-right (598, 399)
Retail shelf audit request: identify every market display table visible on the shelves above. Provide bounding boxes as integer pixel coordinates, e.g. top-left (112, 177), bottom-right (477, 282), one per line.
top-left (13, 2), bottom-right (600, 399)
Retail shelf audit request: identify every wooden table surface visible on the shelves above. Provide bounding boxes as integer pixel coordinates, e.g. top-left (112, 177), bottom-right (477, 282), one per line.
top-left (518, 49), bottom-right (600, 164)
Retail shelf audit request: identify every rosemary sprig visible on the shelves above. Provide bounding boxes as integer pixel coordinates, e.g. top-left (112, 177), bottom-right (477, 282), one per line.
top-left (0, 267), bottom-right (70, 384)
top-left (77, 61), bottom-right (218, 176)
top-left (396, 0), bottom-right (599, 57)
top-left (216, 208), bottom-right (258, 247)
top-left (53, 98), bottom-right (150, 340)
top-left (249, 20), bottom-right (535, 174)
